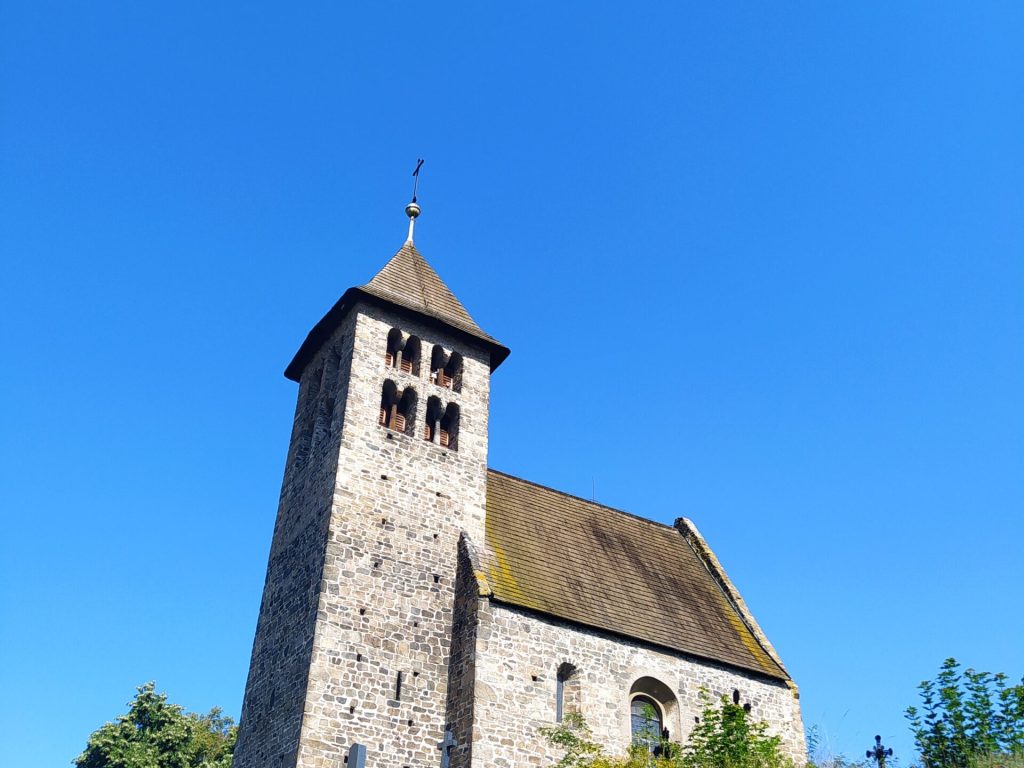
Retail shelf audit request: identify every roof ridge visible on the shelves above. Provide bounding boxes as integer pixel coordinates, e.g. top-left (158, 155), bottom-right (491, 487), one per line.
top-left (486, 468), bottom-right (679, 533)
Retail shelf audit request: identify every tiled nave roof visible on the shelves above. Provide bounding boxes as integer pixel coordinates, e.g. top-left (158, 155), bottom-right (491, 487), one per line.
top-left (481, 469), bottom-right (789, 681)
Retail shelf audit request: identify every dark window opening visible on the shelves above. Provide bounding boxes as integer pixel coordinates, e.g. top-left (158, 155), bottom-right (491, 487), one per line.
top-left (556, 663), bottom-right (580, 722)
top-left (439, 403), bottom-right (460, 450)
top-left (630, 695), bottom-right (663, 752)
top-left (430, 346), bottom-right (464, 392)
top-left (402, 335), bottom-right (421, 376)
top-left (379, 381), bottom-right (417, 436)
top-left (423, 395), bottom-right (443, 443)
top-left (386, 328), bottom-right (403, 368)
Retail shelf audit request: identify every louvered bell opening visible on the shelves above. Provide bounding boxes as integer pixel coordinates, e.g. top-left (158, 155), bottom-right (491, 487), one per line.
top-left (400, 358), bottom-right (413, 374)
top-left (378, 408), bottom-right (387, 426)
top-left (437, 372), bottom-right (452, 389)
top-left (438, 429), bottom-right (450, 448)
top-left (384, 352), bottom-right (394, 367)
top-left (423, 424), bottom-right (433, 441)
top-left (392, 413), bottom-right (407, 432)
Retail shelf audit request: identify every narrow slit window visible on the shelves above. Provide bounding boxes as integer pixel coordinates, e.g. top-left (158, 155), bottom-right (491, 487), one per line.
top-left (556, 663), bottom-right (579, 722)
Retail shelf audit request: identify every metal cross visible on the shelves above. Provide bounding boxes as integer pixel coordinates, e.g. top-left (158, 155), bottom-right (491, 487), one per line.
top-left (866, 735), bottom-right (893, 768)
top-left (411, 158), bottom-right (424, 202)
top-left (437, 729), bottom-right (458, 768)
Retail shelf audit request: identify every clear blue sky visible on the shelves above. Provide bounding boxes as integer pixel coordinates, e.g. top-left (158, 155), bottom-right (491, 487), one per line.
top-left (1, 3), bottom-right (1021, 766)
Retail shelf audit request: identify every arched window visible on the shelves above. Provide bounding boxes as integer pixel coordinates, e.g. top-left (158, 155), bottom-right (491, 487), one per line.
top-left (402, 335), bottom-right (421, 376)
top-left (430, 345), bottom-right (449, 387)
top-left (439, 403), bottom-right (459, 450)
top-left (379, 381), bottom-right (417, 435)
top-left (430, 346), bottom-right (464, 392)
top-left (397, 388), bottom-right (418, 436)
top-left (424, 396), bottom-right (443, 442)
top-left (630, 696), bottom-right (663, 751)
top-left (556, 663), bottom-right (580, 722)
top-left (629, 677), bottom-right (677, 754)
top-left (385, 328), bottom-right (403, 368)
top-left (446, 351), bottom-right (464, 393)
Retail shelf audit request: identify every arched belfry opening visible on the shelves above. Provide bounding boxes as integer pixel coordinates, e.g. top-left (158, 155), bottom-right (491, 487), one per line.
top-left (430, 345), bottom-right (448, 386)
top-left (430, 345), bottom-right (464, 392)
top-left (424, 395), bottom-right (443, 443)
top-left (385, 328), bottom-right (403, 368)
top-left (446, 351), bottom-right (464, 392)
top-left (402, 335), bottom-right (422, 376)
top-left (379, 380), bottom-right (417, 436)
top-left (439, 402), bottom-right (460, 450)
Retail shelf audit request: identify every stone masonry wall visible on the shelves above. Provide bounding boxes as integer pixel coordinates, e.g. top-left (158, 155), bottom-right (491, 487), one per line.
top-left (294, 302), bottom-right (493, 768)
top-left (234, 313), bottom-right (357, 768)
top-left (469, 599), bottom-right (806, 768)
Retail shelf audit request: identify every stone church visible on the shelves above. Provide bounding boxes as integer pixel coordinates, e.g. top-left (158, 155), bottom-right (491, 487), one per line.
top-left (234, 201), bottom-right (806, 768)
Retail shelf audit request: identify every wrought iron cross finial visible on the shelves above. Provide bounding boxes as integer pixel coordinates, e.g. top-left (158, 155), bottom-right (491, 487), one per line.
top-left (866, 735), bottom-right (893, 768)
top-left (411, 158), bottom-right (424, 202)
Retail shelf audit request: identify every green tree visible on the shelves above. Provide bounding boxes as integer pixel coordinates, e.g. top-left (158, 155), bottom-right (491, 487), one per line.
top-left (906, 659), bottom-right (1024, 768)
top-left (75, 683), bottom-right (237, 768)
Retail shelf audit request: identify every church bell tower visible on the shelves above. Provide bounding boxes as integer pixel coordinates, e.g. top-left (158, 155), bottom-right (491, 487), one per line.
top-left (233, 199), bottom-right (509, 768)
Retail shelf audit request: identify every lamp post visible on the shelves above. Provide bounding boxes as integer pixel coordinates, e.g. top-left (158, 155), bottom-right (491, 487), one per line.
top-left (867, 735), bottom-right (894, 768)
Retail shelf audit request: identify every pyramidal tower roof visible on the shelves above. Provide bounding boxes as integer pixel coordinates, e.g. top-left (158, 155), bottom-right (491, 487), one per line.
top-left (360, 242), bottom-right (499, 345)
top-left (285, 241), bottom-right (509, 382)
